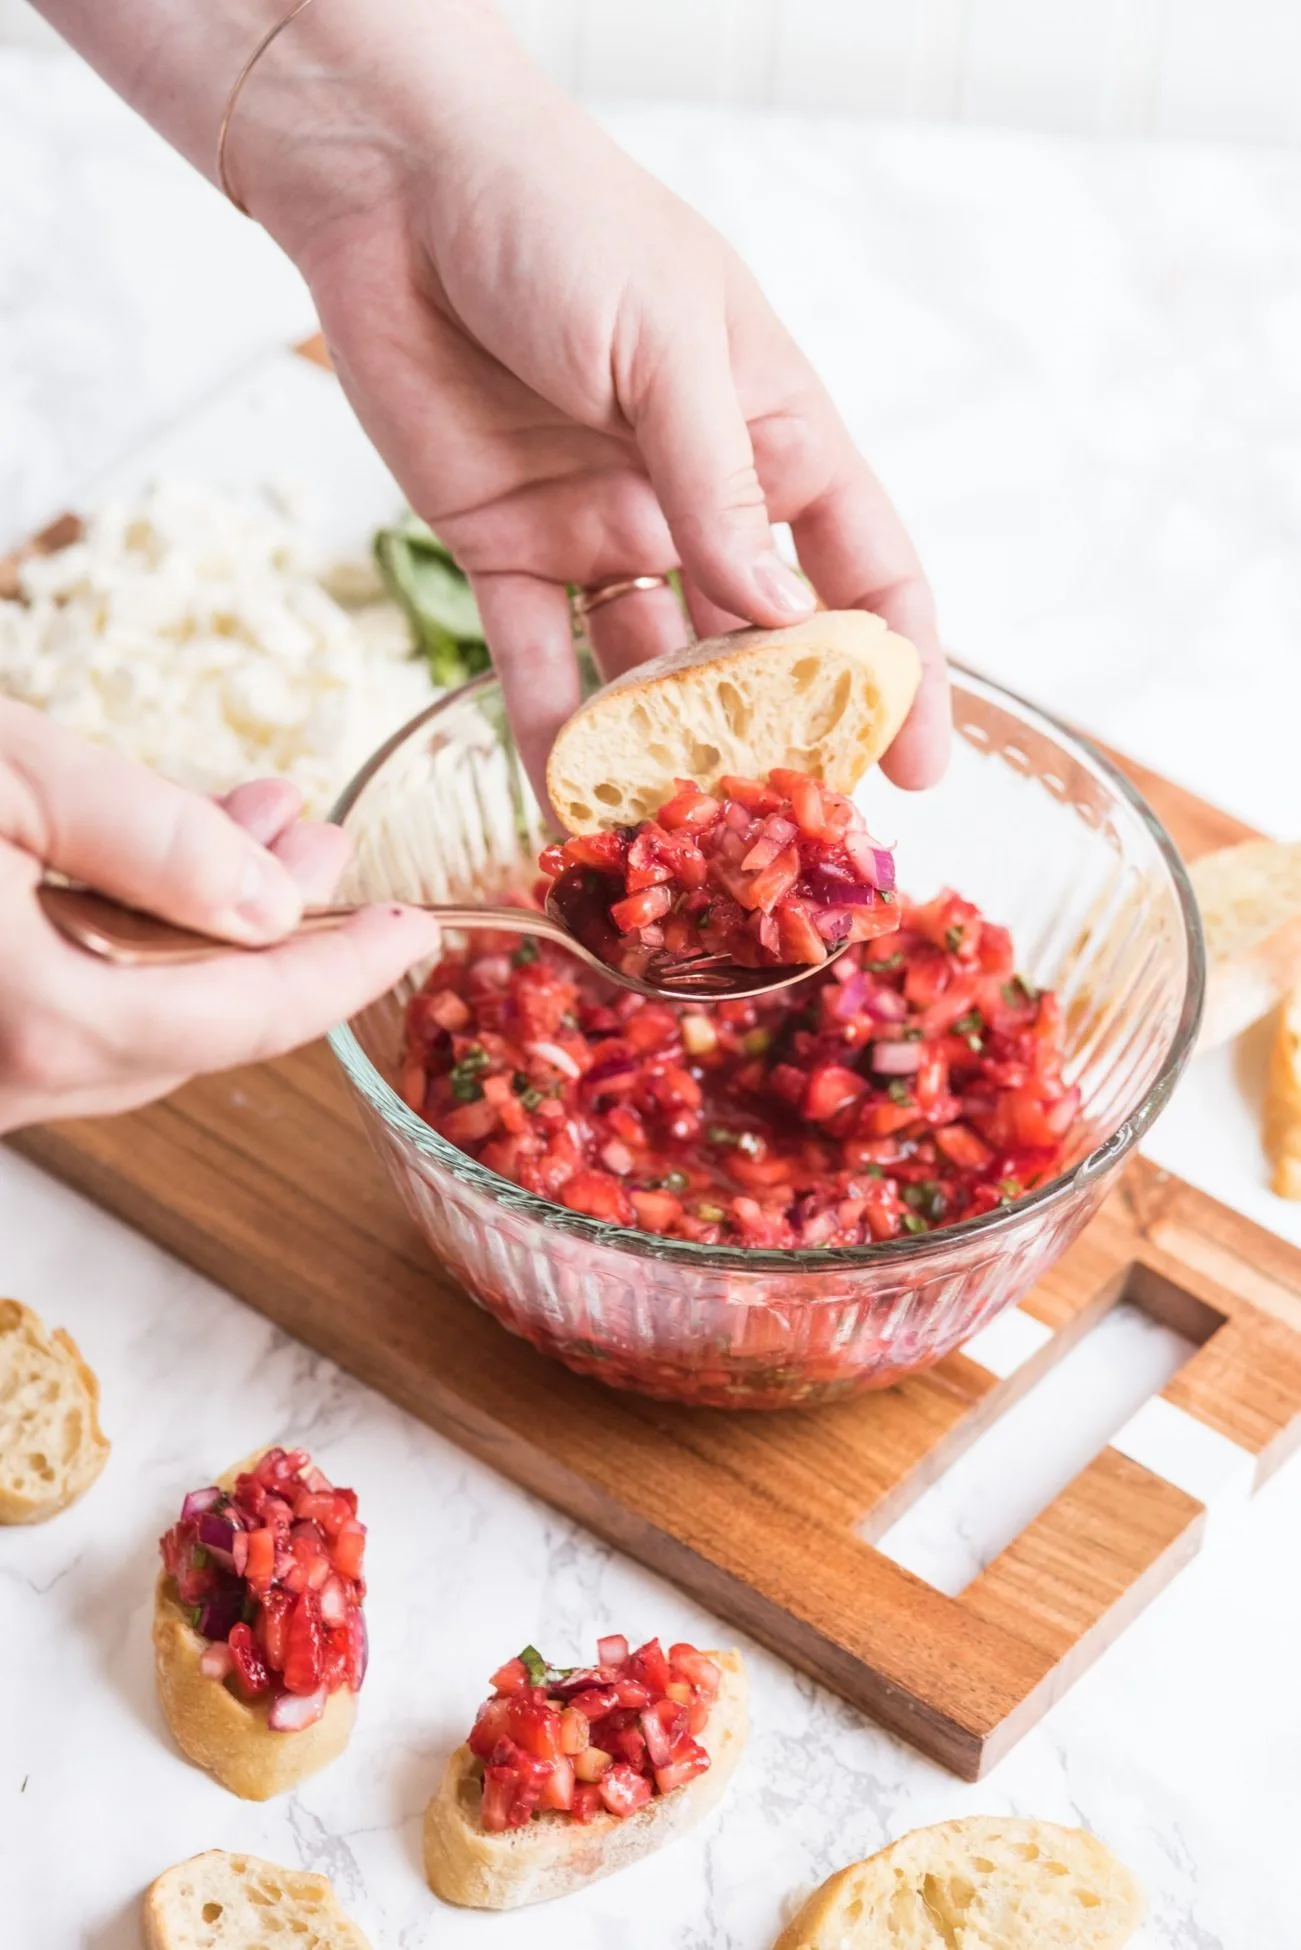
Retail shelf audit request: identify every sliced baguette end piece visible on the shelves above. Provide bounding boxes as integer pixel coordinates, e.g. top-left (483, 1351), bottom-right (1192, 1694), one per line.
top-left (547, 613), bottom-right (920, 833)
top-left (774, 1816), bottom-right (1145, 1950)
top-left (143, 1848), bottom-right (371, 1949)
top-left (1191, 837), bottom-right (1301, 1051)
top-left (424, 1648), bottom-right (748, 1909)
top-left (0, 1298), bottom-right (109, 1524)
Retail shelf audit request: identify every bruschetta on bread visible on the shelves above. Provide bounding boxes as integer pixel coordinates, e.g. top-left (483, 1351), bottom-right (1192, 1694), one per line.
top-left (153, 1446), bottom-right (366, 1800)
top-left (143, 1849), bottom-right (371, 1949)
top-left (774, 1816), bottom-right (1145, 1950)
top-left (547, 611), bottom-right (920, 835)
top-left (424, 1636), bottom-right (747, 1909)
top-left (0, 1298), bottom-right (109, 1523)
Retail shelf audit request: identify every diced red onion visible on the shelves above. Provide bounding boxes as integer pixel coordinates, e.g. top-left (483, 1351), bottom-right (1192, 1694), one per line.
top-left (863, 986), bottom-right (908, 1023)
top-left (599, 1139), bottom-right (635, 1176)
top-left (300, 1463), bottom-right (333, 1494)
top-left (469, 954), bottom-right (512, 989)
top-left (723, 802), bottom-right (750, 832)
top-left (232, 1531), bottom-right (249, 1576)
top-left (640, 1708), bottom-right (677, 1768)
top-left (197, 1513), bottom-right (237, 1563)
top-left (199, 1642), bottom-right (235, 1682)
top-left (806, 867), bottom-right (877, 908)
top-left (741, 833), bottom-right (783, 874)
top-left (268, 1686), bottom-right (328, 1732)
top-left (319, 1576), bottom-right (348, 1628)
top-left (761, 815), bottom-right (798, 845)
top-left (196, 1585), bottom-right (245, 1643)
top-left (843, 830), bottom-right (895, 887)
top-left (872, 1040), bottom-right (925, 1074)
top-left (872, 848), bottom-right (896, 892)
top-left (813, 907), bottom-right (853, 944)
top-left (180, 1487), bottom-right (222, 1522)
top-left (597, 1634), bottom-right (629, 1667)
top-left (525, 1040), bottom-right (582, 1080)
top-left (586, 1049), bottom-right (636, 1084)
top-left (830, 972), bottom-right (869, 1019)
top-left (352, 1610), bottom-right (369, 1688)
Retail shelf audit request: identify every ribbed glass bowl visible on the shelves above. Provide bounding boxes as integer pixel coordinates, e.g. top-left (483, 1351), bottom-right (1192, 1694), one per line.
top-left (328, 667), bottom-right (1203, 1409)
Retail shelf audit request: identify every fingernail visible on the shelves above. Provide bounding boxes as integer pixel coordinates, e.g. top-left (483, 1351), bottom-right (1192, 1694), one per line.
top-left (232, 852), bottom-right (302, 937)
top-left (754, 551), bottom-right (815, 617)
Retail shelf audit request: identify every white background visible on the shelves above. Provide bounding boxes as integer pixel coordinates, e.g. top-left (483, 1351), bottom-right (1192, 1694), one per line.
top-left (6, 0), bottom-right (1301, 143)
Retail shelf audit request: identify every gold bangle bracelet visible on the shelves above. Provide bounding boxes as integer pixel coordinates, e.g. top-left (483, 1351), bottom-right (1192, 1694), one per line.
top-left (216, 0), bottom-right (318, 216)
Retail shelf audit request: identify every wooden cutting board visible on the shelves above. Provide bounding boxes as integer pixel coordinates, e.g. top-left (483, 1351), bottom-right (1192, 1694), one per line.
top-left (7, 347), bottom-right (1301, 1775)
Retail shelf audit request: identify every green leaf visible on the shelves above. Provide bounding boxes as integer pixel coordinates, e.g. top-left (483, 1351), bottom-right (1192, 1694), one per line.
top-left (373, 511), bottom-right (489, 688)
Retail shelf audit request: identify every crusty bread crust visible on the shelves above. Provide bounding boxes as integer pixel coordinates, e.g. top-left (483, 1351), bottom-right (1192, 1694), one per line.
top-left (152, 1447), bottom-right (356, 1800)
top-left (1191, 837), bottom-right (1301, 1051)
top-left (143, 1848), bottom-right (371, 1949)
top-left (0, 1298), bottom-right (109, 1524)
top-left (774, 1817), bottom-right (1145, 1950)
top-left (547, 612), bottom-right (920, 834)
top-left (423, 1649), bottom-right (747, 1909)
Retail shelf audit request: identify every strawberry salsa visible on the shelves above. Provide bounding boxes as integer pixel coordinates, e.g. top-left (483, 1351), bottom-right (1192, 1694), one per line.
top-left (539, 770), bottom-right (899, 975)
top-left (159, 1447), bottom-right (367, 1731)
top-left (399, 889), bottom-right (1078, 1249)
top-left (469, 1636), bottom-right (721, 1829)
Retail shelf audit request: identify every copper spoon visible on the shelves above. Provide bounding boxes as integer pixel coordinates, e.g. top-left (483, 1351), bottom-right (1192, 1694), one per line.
top-left (37, 882), bottom-right (846, 1003)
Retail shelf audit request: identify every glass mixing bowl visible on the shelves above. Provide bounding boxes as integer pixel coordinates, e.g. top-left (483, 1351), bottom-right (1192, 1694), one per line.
top-left (328, 667), bottom-right (1203, 1409)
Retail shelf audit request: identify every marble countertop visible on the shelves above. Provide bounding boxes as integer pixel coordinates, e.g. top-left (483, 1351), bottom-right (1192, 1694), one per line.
top-left (3, 49), bottom-right (1300, 1950)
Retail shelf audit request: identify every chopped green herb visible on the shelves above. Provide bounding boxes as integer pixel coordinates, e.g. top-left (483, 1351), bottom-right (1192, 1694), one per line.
top-left (561, 1011), bottom-right (579, 1030)
top-left (511, 938), bottom-right (540, 966)
top-left (519, 1645), bottom-right (550, 1687)
top-left (373, 510), bottom-right (490, 689)
top-left (867, 952), bottom-right (903, 972)
top-left (902, 1180), bottom-right (946, 1222)
top-left (997, 1177), bottom-right (1023, 1204)
top-left (512, 1072), bottom-right (544, 1111)
top-left (743, 1027), bottom-right (773, 1056)
top-left (953, 1010), bottom-right (984, 1037)
top-left (661, 1169), bottom-right (690, 1195)
top-left (191, 1547), bottom-right (209, 1571)
top-left (1002, 975), bottom-right (1038, 1007)
top-left (902, 1025), bottom-right (924, 1041)
top-left (189, 1605), bottom-right (202, 1629)
top-left (449, 1043), bottom-right (490, 1100)
top-left (695, 1202), bottom-right (727, 1224)
top-left (944, 923), bottom-right (965, 954)
top-left (863, 1163), bottom-right (884, 1179)
top-left (705, 1125), bottom-right (764, 1157)
top-left (902, 1213), bottom-right (930, 1234)
top-left (886, 1079), bottom-right (913, 1106)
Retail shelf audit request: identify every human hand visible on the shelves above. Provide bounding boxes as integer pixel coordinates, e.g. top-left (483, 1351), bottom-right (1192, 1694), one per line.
top-left (0, 701), bottom-right (440, 1133)
top-left (237, 2), bottom-right (949, 800)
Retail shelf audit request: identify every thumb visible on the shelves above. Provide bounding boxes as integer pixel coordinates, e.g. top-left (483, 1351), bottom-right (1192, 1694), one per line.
top-left (1, 701), bottom-right (303, 945)
top-left (630, 322), bottom-right (814, 629)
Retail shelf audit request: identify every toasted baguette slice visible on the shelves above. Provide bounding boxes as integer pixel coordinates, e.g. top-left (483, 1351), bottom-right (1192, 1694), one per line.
top-left (143, 1849), bottom-right (370, 1949)
top-left (1266, 980), bottom-right (1301, 1199)
top-left (547, 612), bottom-right (920, 833)
top-left (1191, 837), bottom-right (1301, 1051)
top-left (424, 1648), bottom-right (747, 1909)
top-left (0, 1298), bottom-right (109, 1523)
top-left (774, 1817), bottom-right (1145, 1950)
top-left (152, 1448), bottom-right (357, 1800)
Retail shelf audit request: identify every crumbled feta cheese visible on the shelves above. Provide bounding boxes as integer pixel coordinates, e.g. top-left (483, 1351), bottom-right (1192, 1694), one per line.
top-left (0, 478), bottom-right (437, 814)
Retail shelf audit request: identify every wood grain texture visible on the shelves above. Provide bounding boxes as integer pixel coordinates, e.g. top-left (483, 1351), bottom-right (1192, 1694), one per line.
top-left (12, 736), bottom-right (1301, 1776)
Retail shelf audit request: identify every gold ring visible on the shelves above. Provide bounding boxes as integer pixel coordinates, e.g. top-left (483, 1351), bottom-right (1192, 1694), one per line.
top-left (575, 575), bottom-right (672, 618)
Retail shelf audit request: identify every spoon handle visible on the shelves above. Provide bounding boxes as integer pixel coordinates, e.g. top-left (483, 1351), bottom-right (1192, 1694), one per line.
top-left (36, 884), bottom-right (546, 968)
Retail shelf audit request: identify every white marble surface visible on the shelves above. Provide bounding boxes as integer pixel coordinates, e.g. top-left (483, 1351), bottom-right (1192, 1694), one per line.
top-left (3, 49), bottom-right (1301, 1950)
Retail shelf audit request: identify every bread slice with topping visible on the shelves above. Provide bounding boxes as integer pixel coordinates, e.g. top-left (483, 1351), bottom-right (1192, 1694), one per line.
top-left (424, 1648), bottom-right (748, 1909)
top-left (547, 612), bottom-right (920, 834)
top-left (152, 1448), bottom-right (358, 1800)
top-left (143, 1849), bottom-right (370, 1949)
top-left (1266, 978), bottom-right (1301, 1198)
top-left (0, 1298), bottom-right (109, 1523)
top-left (774, 1816), bottom-right (1145, 1950)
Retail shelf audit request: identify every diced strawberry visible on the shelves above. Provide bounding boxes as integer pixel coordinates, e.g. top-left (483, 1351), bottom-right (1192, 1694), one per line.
top-left (804, 1064), bottom-right (867, 1123)
top-left (610, 884), bottom-right (673, 932)
top-left (656, 782), bottom-right (723, 831)
top-left (599, 1762), bottom-right (655, 1819)
top-left (331, 1520), bottom-right (366, 1582)
top-left (227, 1622), bottom-right (271, 1699)
top-left (654, 1743), bottom-right (712, 1796)
top-left (560, 1169), bottom-right (635, 1226)
top-left (776, 901), bottom-right (829, 964)
top-left (537, 1754), bottom-right (576, 1812)
top-left (668, 1646), bottom-right (721, 1699)
top-left (490, 1656), bottom-right (532, 1695)
top-left (243, 1528), bottom-right (275, 1589)
top-left (571, 1782), bottom-right (606, 1823)
top-left (481, 1765), bottom-right (521, 1833)
top-left (281, 1591), bottom-right (324, 1696)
